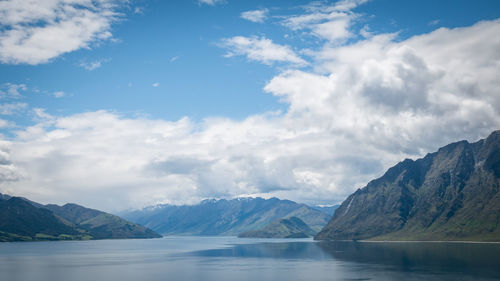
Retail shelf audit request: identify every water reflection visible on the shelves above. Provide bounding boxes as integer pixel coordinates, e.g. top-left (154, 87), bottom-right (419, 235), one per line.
top-left (188, 240), bottom-right (500, 279)
top-left (187, 241), bottom-right (330, 260)
top-left (1, 238), bottom-right (499, 281)
top-left (317, 241), bottom-right (500, 269)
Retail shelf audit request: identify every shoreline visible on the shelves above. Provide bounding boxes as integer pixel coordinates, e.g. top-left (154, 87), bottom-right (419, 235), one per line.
top-left (315, 239), bottom-right (500, 244)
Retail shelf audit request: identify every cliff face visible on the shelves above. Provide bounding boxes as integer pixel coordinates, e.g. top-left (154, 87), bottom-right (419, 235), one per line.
top-left (316, 131), bottom-right (500, 241)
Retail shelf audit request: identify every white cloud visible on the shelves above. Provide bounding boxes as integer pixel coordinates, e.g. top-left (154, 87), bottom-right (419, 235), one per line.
top-left (241, 9), bottom-right (269, 23)
top-left (0, 0), bottom-right (124, 65)
top-left (0, 102), bottom-right (28, 115)
top-left (429, 19), bottom-right (440, 26)
top-left (220, 36), bottom-right (307, 65)
top-left (0, 83), bottom-right (27, 99)
top-left (52, 91), bottom-right (66, 98)
top-left (133, 7), bottom-right (144, 15)
top-left (332, 0), bottom-right (370, 11)
top-left (267, 19), bottom-right (500, 155)
top-left (198, 0), bottom-right (224, 6)
top-left (79, 59), bottom-right (108, 71)
top-left (282, 0), bottom-right (366, 43)
top-left (33, 108), bottom-right (54, 121)
top-left (359, 24), bottom-right (372, 38)
top-left (152, 82), bottom-right (160, 87)
top-left (0, 119), bottom-right (13, 128)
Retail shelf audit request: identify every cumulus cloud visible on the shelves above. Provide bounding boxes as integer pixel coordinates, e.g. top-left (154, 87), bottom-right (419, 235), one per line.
top-left (266, 19), bottom-right (500, 155)
top-left (0, 0), bottom-right (124, 65)
top-left (241, 9), bottom-right (269, 23)
top-left (219, 36), bottom-right (307, 65)
top-left (0, 140), bottom-right (23, 185)
top-left (1, 110), bottom-right (357, 210)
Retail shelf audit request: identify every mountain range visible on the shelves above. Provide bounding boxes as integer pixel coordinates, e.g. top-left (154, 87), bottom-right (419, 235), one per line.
top-left (121, 197), bottom-right (331, 236)
top-left (316, 130), bottom-right (500, 242)
top-left (0, 195), bottom-right (161, 242)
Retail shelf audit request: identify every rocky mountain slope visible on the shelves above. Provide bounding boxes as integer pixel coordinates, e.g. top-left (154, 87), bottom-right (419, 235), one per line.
top-left (316, 130), bottom-right (500, 242)
top-left (238, 216), bottom-right (316, 238)
top-left (122, 197), bottom-right (331, 236)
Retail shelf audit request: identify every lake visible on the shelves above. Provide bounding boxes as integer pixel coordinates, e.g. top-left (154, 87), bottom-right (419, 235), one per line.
top-left (1, 237), bottom-right (499, 281)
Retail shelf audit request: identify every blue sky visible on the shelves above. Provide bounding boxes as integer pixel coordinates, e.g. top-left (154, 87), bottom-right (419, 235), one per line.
top-left (2, 0), bottom-right (499, 124)
top-left (0, 0), bottom-right (500, 211)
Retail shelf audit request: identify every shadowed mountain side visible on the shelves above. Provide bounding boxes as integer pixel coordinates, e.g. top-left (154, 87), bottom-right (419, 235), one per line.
top-left (122, 197), bottom-right (331, 236)
top-left (316, 130), bottom-right (500, 241)
top-left (44, 203), bottom-right (161, 239)
top-left (0, 197), bottom-right (86, 242)
top-left (0, 195), bottom-right (161, 242)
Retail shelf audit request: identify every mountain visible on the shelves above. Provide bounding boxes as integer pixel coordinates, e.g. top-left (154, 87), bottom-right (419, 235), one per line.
top-left (238, 216), bottom-right (316, 238)
top-left (316, 130), bottom-right (500, 242)
top-left (121, 197), bottom-right (331, 236)
top-left (44, 203), bottom-right (161, 239)
top-left (0, 197), bottom-right (86, 242)
top-left (0, 192), bottom-right (43, 207)
top-left (0, 196), bottom-right (161, 242)
top-left (0, 193), bottom-right (11, 201)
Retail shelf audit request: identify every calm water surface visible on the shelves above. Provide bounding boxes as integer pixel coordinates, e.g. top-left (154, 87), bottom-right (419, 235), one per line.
top-left (0, 236), bottom-right (499, 281)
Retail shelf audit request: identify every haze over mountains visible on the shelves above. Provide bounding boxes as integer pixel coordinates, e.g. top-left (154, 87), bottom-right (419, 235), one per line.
top-left (122, 197), bottom-right (331, 236)
top-left (316, 130), bottom-right (500, 242)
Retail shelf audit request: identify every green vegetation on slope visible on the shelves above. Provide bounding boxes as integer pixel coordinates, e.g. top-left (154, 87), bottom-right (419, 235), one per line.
top-left (45, 204), bottom-right (162, 239)
top-left (0, 196), bottom-right (161, 242)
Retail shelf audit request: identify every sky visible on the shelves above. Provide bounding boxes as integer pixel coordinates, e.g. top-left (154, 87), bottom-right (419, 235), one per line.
top-left (0, 0), bottom-right (499, 212)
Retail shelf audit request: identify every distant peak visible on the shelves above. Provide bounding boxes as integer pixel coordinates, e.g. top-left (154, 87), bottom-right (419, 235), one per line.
top-left (485, 130), bottom-right (500, 143)
top-left (62, 203), bottom-right (85, 208)
top-left (490, 130), bottom-right (500, 136)
top-left (201, 198), bottom-right (225, 204)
